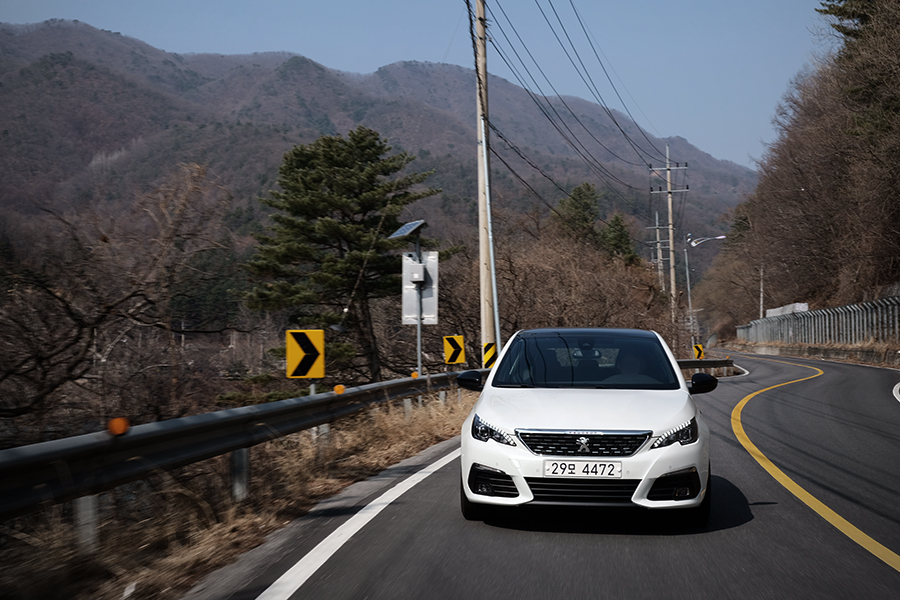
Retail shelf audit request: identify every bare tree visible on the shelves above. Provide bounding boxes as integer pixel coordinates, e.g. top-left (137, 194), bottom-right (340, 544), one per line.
top-left (0, 164), bottom-right (233, 443)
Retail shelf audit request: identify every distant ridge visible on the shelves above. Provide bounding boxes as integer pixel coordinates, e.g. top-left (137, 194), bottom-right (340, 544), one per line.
top-left (0, 19), bottom-right (755, 240)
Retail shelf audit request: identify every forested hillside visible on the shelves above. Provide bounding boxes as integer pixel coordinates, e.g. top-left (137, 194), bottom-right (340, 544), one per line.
top-left (694, 0), bottom-right (900, 337)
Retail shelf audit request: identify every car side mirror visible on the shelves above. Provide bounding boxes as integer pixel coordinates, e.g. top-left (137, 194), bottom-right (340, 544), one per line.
top-left (689, 372), bottom-right (718, 394)
top-left (457, 370), bottom-right (484, 392)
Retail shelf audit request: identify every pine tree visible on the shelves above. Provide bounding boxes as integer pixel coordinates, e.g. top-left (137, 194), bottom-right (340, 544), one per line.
top-left (552, 182), bottom-right (603, 247)
top-left (600, 214), bottom-right (639, 265)
top-left (817, 0), bottom-right (875, 42)
top-left (244, 127), bottom-right (439, 382)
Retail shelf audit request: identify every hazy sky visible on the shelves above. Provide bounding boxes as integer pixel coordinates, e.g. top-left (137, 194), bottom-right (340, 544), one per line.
top-left (1, 1), bottom-right (831, 169)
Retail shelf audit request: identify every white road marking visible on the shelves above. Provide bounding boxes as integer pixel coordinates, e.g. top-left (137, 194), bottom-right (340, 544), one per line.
top-left (255, 448), bottom-right (461, 600)
top-left (893, 382), bottom-right (900, 403)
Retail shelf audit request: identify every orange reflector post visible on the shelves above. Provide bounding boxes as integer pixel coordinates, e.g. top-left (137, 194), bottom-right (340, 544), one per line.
top-left (411, 372), bottom-right (419, 379)
top-left (334, 384), bottom-right (345, 395)
top-left (107, 417), bottom-right (130, 436)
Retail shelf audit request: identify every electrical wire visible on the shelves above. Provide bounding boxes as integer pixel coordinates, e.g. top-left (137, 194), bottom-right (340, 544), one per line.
top-left (486, 6), bottom-right (650, 191)
top-left (490, 123), bottom-right (651, 249)
top-left (466, 0), bottom-right (686, 250)
top-left (566, 0), bottom-right (667, 160)
top-left (487, 35), bottom-right (644, 194)
top-left (490, 1), bottom-right (649, 169)
top-left (537, 0), bottom-right (665, 163)
top-left (489, 0), bottom-right (669, 188)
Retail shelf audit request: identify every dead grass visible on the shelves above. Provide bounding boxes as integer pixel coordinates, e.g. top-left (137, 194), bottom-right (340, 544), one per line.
top-left (0, 390), bottom-right (478, 600)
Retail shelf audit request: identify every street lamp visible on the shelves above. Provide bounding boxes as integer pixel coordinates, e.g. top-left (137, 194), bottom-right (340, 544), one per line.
top-left (389, 220), bottom-right (427, 375)
top-left (684, 234), bottom-right (726, 347)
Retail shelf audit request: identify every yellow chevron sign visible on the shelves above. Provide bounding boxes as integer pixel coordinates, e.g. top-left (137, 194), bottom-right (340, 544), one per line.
top-left (443, 336), bottom-right (465, 364)
top-left (286, 330), bottom-right (324, 378)
top-left (693, 344), bottom-right (704, 360)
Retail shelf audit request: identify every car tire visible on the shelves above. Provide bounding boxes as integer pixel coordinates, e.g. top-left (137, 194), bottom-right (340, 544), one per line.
top-left (686, 465), bottom-right (712, 528)
top-left (460, 481), bottom-right (488, 521)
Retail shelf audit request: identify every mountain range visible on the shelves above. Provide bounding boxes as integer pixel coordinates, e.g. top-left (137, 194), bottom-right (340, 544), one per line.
top-left (0, 19), bottom-right (756, 246)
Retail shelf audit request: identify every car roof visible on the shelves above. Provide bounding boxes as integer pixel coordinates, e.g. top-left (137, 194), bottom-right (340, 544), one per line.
top-left (514, 328), bottom-right (660, 340)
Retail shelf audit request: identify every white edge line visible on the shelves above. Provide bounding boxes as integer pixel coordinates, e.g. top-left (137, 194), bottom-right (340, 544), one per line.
top-left (893, 382), bottom-right (900, 403)
top-left (255, 448), bottom-right (461, 600)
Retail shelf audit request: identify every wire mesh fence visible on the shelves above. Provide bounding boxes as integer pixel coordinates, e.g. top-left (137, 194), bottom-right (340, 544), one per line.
top-left (736, 297), bottom-right (900, 345)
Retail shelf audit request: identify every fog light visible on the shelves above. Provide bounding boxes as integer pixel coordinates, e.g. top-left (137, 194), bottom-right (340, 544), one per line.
top-left (674, 486), bottom-right (692, 498)
top-left (476, 482), bottom-right (493, 495)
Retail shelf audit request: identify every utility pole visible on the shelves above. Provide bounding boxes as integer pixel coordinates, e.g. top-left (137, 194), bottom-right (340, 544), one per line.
top-left (475, 0), bottom-right (501, 367)
top-left (650, 144), bottom-right (688, 324)
top-left (645, 212), bottom-right (666, 291)
top-left (759, 264), bottom-right (764, 319)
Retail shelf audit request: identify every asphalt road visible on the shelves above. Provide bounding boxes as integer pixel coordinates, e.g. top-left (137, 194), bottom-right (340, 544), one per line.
top-left (183, 353), bottom-right (900, 600)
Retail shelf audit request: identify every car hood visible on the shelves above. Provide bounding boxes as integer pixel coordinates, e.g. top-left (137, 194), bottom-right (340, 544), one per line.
top-left (475, 387), bottom-right (695, 434)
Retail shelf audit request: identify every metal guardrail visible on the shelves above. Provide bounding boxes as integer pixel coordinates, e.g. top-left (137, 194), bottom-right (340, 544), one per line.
top-left (0, 359), bottom-right (730, 523)
top-left (678, 358), bottom-right (733, 371)
top-left (736, 297), bottom-right (900, 345)
top-left (0, 371), bottom-right (481, 522)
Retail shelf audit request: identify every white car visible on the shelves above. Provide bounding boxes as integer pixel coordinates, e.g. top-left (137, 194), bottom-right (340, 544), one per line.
top-left (458, 328), bottom-right (716, 525)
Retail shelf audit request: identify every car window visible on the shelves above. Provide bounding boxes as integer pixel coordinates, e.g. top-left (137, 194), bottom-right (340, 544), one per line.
top-left (492, 332), bottom-right (679, 390)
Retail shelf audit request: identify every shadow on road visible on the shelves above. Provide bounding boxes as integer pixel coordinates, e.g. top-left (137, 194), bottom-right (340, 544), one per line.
top-left (479, 475), bottom-right (756, 535)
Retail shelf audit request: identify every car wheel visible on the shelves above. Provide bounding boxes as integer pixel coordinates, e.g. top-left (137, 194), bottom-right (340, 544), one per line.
top-left (460, 481), bottom-right (487, 521)
top-left (686, 466), bottom-right (712, 528)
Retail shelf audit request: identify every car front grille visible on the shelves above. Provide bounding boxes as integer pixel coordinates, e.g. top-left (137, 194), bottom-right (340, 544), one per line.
top-left (525, 478), bottom-right (640, 505)
top-left (516, 430), bottom-right (651, 457)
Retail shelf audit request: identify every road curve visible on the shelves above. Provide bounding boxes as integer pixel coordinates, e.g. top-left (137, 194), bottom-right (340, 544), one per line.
top-left (183, 352), bottom-right (900, 600)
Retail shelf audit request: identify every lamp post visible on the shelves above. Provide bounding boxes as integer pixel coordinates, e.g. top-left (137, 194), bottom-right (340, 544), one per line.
top-left (684, 234), bottom-right (726, 347)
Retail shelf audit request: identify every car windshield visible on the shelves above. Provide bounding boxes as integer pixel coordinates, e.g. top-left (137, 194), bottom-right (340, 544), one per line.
top-left (491, 331), bottom-right (680, 390)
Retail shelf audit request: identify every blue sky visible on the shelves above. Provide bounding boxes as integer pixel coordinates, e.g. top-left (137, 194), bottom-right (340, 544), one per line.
top-left (1, 0), bottom-right (830, 169)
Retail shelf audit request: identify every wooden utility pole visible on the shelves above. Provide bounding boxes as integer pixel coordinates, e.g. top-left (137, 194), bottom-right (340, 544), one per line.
top-left (650, 144), bottom-right (688, 325)
top-left (475, 0), bottom-right (500, 367)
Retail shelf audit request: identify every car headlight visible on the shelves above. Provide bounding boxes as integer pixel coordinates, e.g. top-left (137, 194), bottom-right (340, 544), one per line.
top-left (471, 414), bottom-right (517, 446)
top-left (651, 417), bottom-right (698, 449)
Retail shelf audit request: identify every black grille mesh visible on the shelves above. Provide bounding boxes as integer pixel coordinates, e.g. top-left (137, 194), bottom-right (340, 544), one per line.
top-left (526, 478), bottom-right (640, 505)
top-left (517, 431), bottom-right (650, 457)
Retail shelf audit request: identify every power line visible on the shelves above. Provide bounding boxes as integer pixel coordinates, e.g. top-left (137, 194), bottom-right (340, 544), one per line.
top-left (488, 0), bottom-right (670, 187)
top-left (566, 0), bottom-right (667, 159)
top-left (487, 36), bottom-right (646, 193)
top-left (536, 0), bottom-right (665, 163)
top-left (492, 1), bottom-right (650, 169)
top-left (468, 0), bottom-right (686, 250)
top-left (490, 123), bottom-right (652, 250)
top-left (486, 3), bottom-right (652, 188)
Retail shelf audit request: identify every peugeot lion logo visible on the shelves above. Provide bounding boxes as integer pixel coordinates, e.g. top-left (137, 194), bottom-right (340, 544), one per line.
top-left (576, 436), bottom-right (591, 453)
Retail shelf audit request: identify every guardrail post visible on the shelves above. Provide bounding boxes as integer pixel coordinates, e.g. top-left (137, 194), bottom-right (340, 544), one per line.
top-left (404, 397), bottom-right (413, 419)
top-left (307, 383), bottom-right (331, 456)
top-left (74, 494), bottom-right (99, 554)
top-left (231, 448), bottom-right (249, 503)
top-left (439, 390), bottom-right (446, 406)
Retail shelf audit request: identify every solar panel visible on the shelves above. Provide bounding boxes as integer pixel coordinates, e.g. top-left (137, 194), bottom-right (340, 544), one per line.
top-left (388, 219), bottom-right (426, 239)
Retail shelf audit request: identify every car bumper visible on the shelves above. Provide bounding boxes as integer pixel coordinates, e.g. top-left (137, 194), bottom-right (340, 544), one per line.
top-left (460, 420), bottom-right (710, 509)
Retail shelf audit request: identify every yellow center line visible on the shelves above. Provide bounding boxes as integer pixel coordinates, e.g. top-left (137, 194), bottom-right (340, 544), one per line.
top-left (731, 357), bottom-right (900, 572)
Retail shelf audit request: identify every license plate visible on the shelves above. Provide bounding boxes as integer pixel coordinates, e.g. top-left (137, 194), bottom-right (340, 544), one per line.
top-left (544, 460), bottom-right (622, 478)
